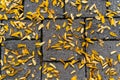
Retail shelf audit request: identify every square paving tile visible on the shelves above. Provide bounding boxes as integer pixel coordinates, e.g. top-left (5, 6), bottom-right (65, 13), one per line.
top-left (86, 40), bottom-right (120, 80)
top-left (65, 0), bottom-right (106, 17)
top-left (42, 62), bottom-right (86, 80)
top-left (2, 20), bottom-right (41, 39)
top-left (24, 0), bottom-right (64, 18)
top-left (85, 18), bottom-right (120, 39)
top-left (43, 19), bottom-right (84, 61)
top-left (1, 40), bottom-right (41, 80)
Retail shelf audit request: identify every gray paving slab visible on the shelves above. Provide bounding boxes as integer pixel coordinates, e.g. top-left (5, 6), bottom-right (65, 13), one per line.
top-left (65, 0), bottom-right (106, 17)
top-left (86, 41), bottom-right (120, 80)
top-left (109, 0), bottom-right (120, 17)
top-left (42, 62), bottom-right (86, 80)
top-left (43, 19), bottom-right (84, 61)
top-left (1, 40), bottom-right (41, 80)
top-left (85, 18), bottom-right (120, 39)
top-left (2, 20), bottom-right (41, 39)
top-left (24, 0), bottom-right (64, 18)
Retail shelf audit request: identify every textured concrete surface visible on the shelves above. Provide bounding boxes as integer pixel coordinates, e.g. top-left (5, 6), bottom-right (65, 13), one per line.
top-left (109, 0), bottom-right (120, 17)
top-left (0, 0), bottom-right (120, 80)
top-left (65, 0), bottom-right (106, 17)
top-left (1, 40), bottom-right (41, 80)
top-left (42, 62), bottom-right (86, 80)
top-left (85, 18), bottom-right (120, 39)
top-left (24, 0), bottom-right (64, 18)
top-left (2, 20), bottom-right (41, 39)
top-left (86, 41), bottom-right (120, 80)
top-left (43, 19), bottom-right (84, 61)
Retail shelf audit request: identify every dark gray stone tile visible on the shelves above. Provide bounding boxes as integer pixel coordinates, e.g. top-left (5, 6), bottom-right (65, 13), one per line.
top-left (109, 0), bottom-right (120, 17)
top-left (65, 0), bottom-right (106, 17)
top-left (2, 20), bottom-right (41, 39)
top-left (86, 41), bottom-right (120, 80)
top-left (1, 40), bottom-right (41, 80)
top-left (24, 0), bottom-right (64, 18)
top-left (42, 62), bottom-right (86, 80)
top-left (85, 18), bottom-right (120, 39)
top-left (43, 19), bottom-right (84, 61)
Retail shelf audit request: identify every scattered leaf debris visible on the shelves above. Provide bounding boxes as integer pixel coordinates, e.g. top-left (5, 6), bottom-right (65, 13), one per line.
top-left (0, 0), bottom-right (120, 80)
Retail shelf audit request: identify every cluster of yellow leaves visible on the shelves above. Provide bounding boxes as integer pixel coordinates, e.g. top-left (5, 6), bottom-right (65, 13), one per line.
top-left (0, 0), bottom-right (120, 80)
top-left (0, 41), bottom-right (43, 80)
top-left (42, 63), bottom-right (60, 80)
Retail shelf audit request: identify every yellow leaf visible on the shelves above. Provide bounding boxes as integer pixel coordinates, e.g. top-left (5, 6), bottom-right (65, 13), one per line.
top-left (109, 32), bottom-right (117, 37)
top-left (52, 0), bottom-right (57, 6)
top-left (64, 63), bottom-right (69, 69)
top-left (35, 42), bottom-right (45, 47)
top-left (85, 38), bottom-right (94, 44)
top-left (117, 54), bottom-right (120, 62)
top-left (108, 77), bottom-right (115, 80)
top-left (37, 50), bottom-right (42, 56)
top-left (101, 15), bottom-right (105, 23)
top-left (32, 58), bottom-right (36, 65)
top-left (38, 24), bottom-right (44, 30)
top-left (17, 44), bottom-right (26, 48)
top-left (77, 4), bottom-right (82, 11)
top-left (55, 24), bottom-right (61, 30)
top-left (106, 1), bottom-right (111, 7)
top-left (35, 0), bottom-right (39, 3)
top-left (109, 18), bottom-right (116, 26)
top-left (86, 21), bottom-right (92, 30)
top-left (71, 75), bottom-right (77, 80)
top-left (22, 48), bottom-right (29, 55)
top-left (11, 31), bottom-right (23, 38)
top-left (46, 21), bottom-right (50, 29)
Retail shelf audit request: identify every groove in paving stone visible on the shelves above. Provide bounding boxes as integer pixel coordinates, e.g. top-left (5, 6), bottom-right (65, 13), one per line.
top-left (86, 39), bottom-right (120, 41)
top-left (40, 20), bottom-right (43, 80)
top-left (0, 21), bottom-right (2, 74)
top-left (83, 18), bottom-right (88, 78)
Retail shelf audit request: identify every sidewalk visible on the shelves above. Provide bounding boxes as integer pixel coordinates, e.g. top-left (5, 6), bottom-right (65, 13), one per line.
top-left (0, 0), bottom-right (120, 80)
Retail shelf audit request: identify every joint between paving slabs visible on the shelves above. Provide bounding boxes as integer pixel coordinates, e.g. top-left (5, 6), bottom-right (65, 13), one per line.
top-left (0, 21), bottom-right (2, 75)
top-left (40, 20), bottom-right (44, 80)
top-left (0, 43), bottom-right (1, 74)
top-left (82, 18), bottom-right (88, 78)
top-left (22, 0), bottom-right (25, 11)
top-left (63, 0), bottom-right (66, 18)
top-left (89, 39), bottom-right (120, 41)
